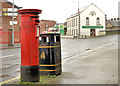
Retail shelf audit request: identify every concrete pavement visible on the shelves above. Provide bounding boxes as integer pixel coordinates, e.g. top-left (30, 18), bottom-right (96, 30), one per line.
top-left (39, 41), bottom-right (118, 84)
top-left (1, 40), bottom-right (118, 85)
top-left (0, 43), bottom-right (21, 50)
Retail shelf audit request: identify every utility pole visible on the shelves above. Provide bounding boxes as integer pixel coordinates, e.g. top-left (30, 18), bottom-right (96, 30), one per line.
top-left (12, 0), bottom-right (14, 45)
top-left (78, 2), bottom-right (80, 36)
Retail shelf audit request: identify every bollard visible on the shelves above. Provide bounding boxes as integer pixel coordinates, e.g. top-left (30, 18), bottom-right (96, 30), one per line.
top-left (39, 33), bottom-right (62, 76)
top-left (18, 9), bottom-right (42, 82)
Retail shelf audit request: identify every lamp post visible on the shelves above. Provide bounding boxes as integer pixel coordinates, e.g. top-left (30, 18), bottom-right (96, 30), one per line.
top-left (73, 0), bottom-right (80, 37)
top-left (12, 0), bottom-right (14, 45)
top-left (78, 2), bottom-right (80, 36)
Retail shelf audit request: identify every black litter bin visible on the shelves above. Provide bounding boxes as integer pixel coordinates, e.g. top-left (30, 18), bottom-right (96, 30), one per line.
top-left (39, 33), bottom-right (62, 76)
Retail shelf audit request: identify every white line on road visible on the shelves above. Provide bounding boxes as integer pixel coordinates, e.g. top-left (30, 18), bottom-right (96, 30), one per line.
top-left (63, 42), bottom-right (113, 62)
top-left (0, 54), bottom-right (19, 59)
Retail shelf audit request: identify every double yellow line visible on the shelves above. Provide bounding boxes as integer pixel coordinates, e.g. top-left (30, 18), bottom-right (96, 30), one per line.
top-left (0, 76), bottom-right (20, 85)
top-left (0, 63), bottom-right (61, 85)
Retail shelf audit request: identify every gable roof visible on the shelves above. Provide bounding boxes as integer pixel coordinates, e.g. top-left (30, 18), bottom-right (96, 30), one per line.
top-left (106, 22), bottom-right (114, 28)
top-left (1, 0), bottom-right (22, 9)
top-left (107, 20), bottom-right (120, 27)
top-left (80, 3), bottom-right (106, 15)
top-left (68, 3), bottom-right (106, 19)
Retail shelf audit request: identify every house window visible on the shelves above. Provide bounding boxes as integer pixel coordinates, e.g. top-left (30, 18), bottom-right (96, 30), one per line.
top-left (68, 21), bottom-right (69, 27)
top-left (96, 17), bottom-right (100, 26)
top-left (76, 18), bottom-right (77, 26)
top-left (74, 18), bottom-right (75, 27)
top-left (73, 19), bottom-right (74, 27)
top-left (67, 21), bottom-right (68, 28)
top-left (86, 17), bottom-right (89, 26)
top-left (72, 19), bottom-right (73, 27)
top-left (74, 29), bottom-right (75, 35)
top-left (76, 29), bottom-right (77, 35)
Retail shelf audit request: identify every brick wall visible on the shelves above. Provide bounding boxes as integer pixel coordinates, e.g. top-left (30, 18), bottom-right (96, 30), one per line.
top-left (1, 1), bottom-right (20, 43)
top-left (40, 20), bottom-right (56, 33)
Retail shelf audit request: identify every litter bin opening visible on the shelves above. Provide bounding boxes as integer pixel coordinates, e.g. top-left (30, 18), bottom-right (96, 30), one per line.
top-left (42, 37), bottom-right (46, 42)
top-left (56, 36), bottom-right (60, 42)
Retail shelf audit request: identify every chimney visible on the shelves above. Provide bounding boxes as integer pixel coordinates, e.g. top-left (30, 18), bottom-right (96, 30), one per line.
top-left (111, 18), bottom-right (113, 21)
top-left (114, 18), bottom-right (116, 21)
top-left (117, 18), bottom-right (120, 20)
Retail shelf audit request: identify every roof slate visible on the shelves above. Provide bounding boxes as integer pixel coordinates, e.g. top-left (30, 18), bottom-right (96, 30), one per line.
top-left (107, 20), bottom-right (120, 27)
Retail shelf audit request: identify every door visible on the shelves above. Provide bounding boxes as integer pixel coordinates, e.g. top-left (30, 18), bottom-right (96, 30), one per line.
top-left (90, 29), bottom-right (95, 36)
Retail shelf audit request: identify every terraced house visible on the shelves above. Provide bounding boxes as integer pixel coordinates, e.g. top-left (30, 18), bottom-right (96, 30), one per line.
top-left (67, 3), bottom-right (106, 36)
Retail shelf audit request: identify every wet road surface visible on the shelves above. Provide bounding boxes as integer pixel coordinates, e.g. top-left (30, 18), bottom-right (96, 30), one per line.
top-left (61, 34), bottom-right (118, 59)
top-left (0, 34), bottom-right (118, 83)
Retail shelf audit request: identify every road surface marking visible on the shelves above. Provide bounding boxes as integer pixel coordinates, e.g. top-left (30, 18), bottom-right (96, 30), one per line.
top-left (0, 75), bottom-right (20, 85)
top-left (0, 42), bottom-right (114, 84)
top-left (0, 54), bottom-right (19, 59)
top-left (63, 42), bottom-right (113, 62)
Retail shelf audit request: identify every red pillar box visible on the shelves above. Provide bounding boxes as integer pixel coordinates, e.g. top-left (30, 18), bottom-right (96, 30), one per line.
top-left (18, 9), bottom-right (42, 82)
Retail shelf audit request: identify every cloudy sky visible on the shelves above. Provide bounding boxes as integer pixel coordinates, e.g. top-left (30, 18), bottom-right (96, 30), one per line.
top-left (8, 0), bottom-right (119, 23)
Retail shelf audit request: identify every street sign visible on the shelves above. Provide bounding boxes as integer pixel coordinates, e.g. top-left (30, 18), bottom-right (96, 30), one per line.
top-left (59, 24), bottom-right (64, 35)
top-left (10, 21), bottom-right (18, 25)
top-left (3, 8), bottom-right (18, 16)
top-left (59, 24), bottom-right (64, 29)
top-left (82, 26), bottom-right (103, 28)
top-left (3, 13), bottom-right (17, 16)
top-left (60, 29), bottom-right (64, 35)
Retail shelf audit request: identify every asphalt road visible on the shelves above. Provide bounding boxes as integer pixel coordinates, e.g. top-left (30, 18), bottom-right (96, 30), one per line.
top-left (0, 34), bottom-right (118, 83)
top-left (61, 34), bottom-right (118, 59)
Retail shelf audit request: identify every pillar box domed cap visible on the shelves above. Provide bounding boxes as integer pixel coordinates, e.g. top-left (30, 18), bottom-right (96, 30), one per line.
top-left (18, 9), bottom-right (42, 14)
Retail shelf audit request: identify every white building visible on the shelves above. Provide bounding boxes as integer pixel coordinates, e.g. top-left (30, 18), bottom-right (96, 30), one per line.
top-left (67, 3), bottom-right (106, 36)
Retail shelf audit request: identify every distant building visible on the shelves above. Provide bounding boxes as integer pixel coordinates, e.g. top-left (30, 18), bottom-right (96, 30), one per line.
top-left (64, 22), bottom-right (67, 35)
top-left (0, 0), bottom-right (22, 43)
top-left (53, 23), bottom-right (67, 35)
top-left (106, 18), bottom-right (120, 30)
top-left (40, 20), bottom-right (56, 33)
top-left (67, 3), bottom-right (106, 36)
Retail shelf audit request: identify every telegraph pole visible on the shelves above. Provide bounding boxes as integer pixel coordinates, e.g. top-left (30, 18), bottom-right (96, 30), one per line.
top-left (12, 0), bottom-right (14, 45)
top-left (78, 2), bottom-right (80, 36)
